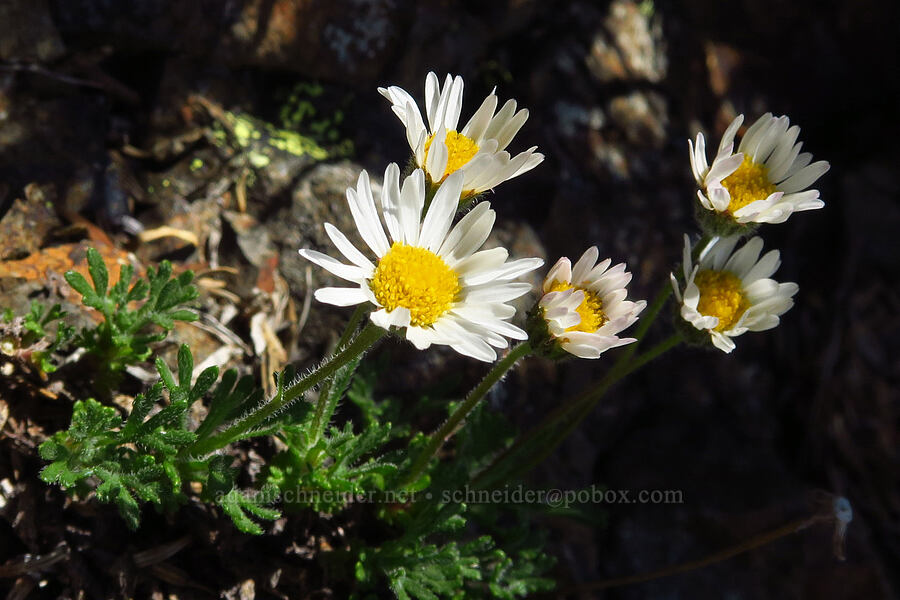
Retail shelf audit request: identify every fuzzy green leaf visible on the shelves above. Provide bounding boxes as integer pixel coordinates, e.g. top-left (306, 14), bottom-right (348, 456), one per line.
top-left (191, 365), bottom-right (219, 401)
top-left (125, 278), bottom-right (149, 302)
top-left (176, 344), bottom-right (193, 388)
top-left (110, 264), bottom-right (134, 304)
top-left (168, 309), bottom-right (198, 322)
top-left (216, 486), bottom-right (281, 535)
top-left (122, 383), bottom-right (163, 440)
top-left (64, 271), bottom-right (97, 303)
top-left (155, 357), bottom-right (177, 392)
top-left (86, 248), bottom-right (109, 297)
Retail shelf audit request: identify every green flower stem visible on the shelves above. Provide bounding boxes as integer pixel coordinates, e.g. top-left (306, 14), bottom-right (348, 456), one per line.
top-left (187, 322), bottom-right (386, 457)
top-left (336, 304), bottom-right (368, 350)
top-left (473, 333), bottom-right (682, 489)
top-left (690, 232), bottom-right (713, 262)
top-left (617, 283), bottom-right (672, 364)
top-left (401, 341), bottom-right (533, 489)
top-left (560, 332), bottom-right (683, 437)
top-left (310, 304), bottom-right (369, 444)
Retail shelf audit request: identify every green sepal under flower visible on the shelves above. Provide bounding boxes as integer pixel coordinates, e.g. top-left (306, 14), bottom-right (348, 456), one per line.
top-left (694, 200), bottom-right (760, 239)
top-left (524, 304), bottom-right (570, 361)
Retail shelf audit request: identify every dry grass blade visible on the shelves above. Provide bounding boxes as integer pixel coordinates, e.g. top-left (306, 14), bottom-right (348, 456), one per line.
top-left (0, 544), bottom-right (69, 578)
top-left (133, 535), bottom-right (192, 568)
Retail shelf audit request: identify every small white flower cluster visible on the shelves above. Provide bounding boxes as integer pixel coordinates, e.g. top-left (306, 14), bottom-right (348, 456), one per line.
top-left (674, 113), bottom-right (830, 352)
top-left (300, 73), bottom-right (646, 362)
top-left (690, 113), bottom-right (829, 226)
top-left (300, 72), bottom-right (829, 362)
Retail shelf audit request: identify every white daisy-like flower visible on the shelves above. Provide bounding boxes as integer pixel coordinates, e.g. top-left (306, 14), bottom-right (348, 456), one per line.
top-left (299, 164), bottom-right (543, 362)
top-left (378, 72), bottom-right (544, 199)
top-left (689, 113), bottom-right (830, 225)
top-left (670, 234), bottom-right (798, 353)
top-left (536, 247), bottom-right (646, 359)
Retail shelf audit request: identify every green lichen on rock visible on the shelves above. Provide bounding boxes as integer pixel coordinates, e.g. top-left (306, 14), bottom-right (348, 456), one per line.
top-left (216, 111), bottom-right (330, 163)
top-left (278, 81), bottom-right (354, 157)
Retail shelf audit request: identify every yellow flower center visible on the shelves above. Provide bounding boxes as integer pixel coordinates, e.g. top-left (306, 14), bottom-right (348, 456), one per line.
top-left (370, 242), bottom-right (460, 327)
top-left (693, 269), bottom-right (750, 332)
top-left (720, 155), bottom-right (777, 214)
top-left (548, 281), bottom-right (608, 333)
top-left (424, 130), bottom-right (480, 181)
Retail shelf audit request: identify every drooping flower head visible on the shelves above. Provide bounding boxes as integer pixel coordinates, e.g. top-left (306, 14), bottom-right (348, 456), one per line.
top-left (378, 72), bottom-right (544, 199)
top-left (671, 235), bottom-right (798, 353)
top-left (532, 247), bottom-right (646, 359)
top-left (299, 164), bottom-right (543, 362)
top-left (689, 113), bottom-right (829, 230)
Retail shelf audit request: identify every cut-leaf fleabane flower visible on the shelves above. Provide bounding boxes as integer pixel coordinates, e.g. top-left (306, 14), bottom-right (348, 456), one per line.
top-left (689, 113), bottom-right (829, 225)
top-left (671, 234), bottom-right (798, 353)
top-left (536, 247), bottom-right (645, 359)
top-left (299, 164), bottom-right (543, 362)
top-left (378, 72), bottom-right (544, 198)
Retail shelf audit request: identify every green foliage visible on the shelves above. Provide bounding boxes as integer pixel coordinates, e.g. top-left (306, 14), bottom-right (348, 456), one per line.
top-left (205, 455), bottom-right (281, 535)
top-left (354, 502), bottom-right (555, 600)
top-left (278, 81), bottom-right (355, 157)
top-left (267, 419), bottom-right (397, 513)
top-left (37, 250), bottom-right (562, 595)
top-left (64, 248), bottom-right (198, 389)
top-left (347, 373), bottom-right (554, 600)
top-left (443, 401), bottom-right (516, 483)
top-left (0, 300), bottom-right (73, 373)
top-left (266, 358), bottom-right (398, 513)
top-left (39, 390), bottom-right (188, 530)
top-left (40, 345), bottom-right (279, 534)
top-left (216, 486), bottom-right (281, 535)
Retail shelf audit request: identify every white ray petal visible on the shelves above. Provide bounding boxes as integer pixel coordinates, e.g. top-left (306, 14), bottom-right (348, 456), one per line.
top-left (463, 257), bottom-right (543, 286)
top-left (380, 163), bottom-right (403, 243)
top-left (314, 287), bottom-right (370, 307)
top-left (438, 201), bottom-right (494, 262)
top-left (494, 108), bottom-right (529, 150)
top-left (425, 71), bottom-right (440, 131)
top-left (462, 92), bottom-right (498, 142)
top-left (323, 223), bottom-right (374, 272)
top-left (483, 99), bottom-right (517, 140)
top-left (399, 168), bottom-right (425, 245)
top-left (464, 282), bottom-right (532, 303)
top-left (723, 236), bottom-right (764, 278)
top-left (419, 170), bottom-right (463, 252)
top-left (777, 161), bottom-right (829, 194)
top-left (370, 307), bottom-right (411, 330)
top-left (299, 249), bottom-right (367, 281)
top-left (346, 172), bottom-right (389, 256)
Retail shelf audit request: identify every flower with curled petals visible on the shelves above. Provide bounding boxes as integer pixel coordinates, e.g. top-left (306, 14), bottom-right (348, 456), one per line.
top-left (299, 164), bottom-right (543, 362)
top-left (378, 72), bottom-right (544, 199)
top-left (532, 247), bottom-right (645, 359)
top-left (689, 113), bottom-right (829, 229)
top-left (671, 235), bottom-right (798, 353)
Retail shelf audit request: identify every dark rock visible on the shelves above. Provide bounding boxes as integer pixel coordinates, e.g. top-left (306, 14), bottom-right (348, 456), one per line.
top-left (586, 0), bottom-right (666, 84)
top-left (221, 0), bottom-right (409, 83)
top-left (0, 184), bottom-right (61, 261)
top-left (0, 0), bottom-right (65, 62)
top-left (608, 90), bottom-right (668, 148)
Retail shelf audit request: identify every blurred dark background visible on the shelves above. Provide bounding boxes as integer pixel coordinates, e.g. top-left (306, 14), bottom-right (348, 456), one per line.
top-left (0, 0), bottom-right (897, 598)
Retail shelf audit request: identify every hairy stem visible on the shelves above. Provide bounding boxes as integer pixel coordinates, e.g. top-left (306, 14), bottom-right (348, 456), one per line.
top-left (401, 342), bottom-right (532, 489)
top-left (187, 322), bottom-right (386, 457)
top-left (310, 304), bottom-right (369, 445)
top-left (473, 333), bottom-right (681, 488)
top-left (617, 283), bottom-right (672, 365)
